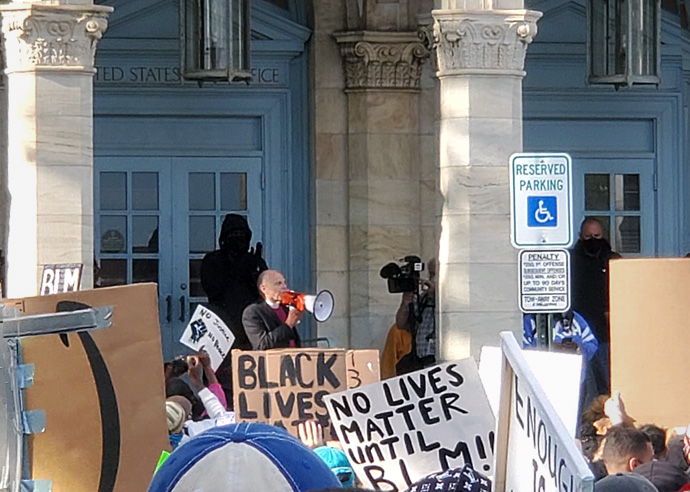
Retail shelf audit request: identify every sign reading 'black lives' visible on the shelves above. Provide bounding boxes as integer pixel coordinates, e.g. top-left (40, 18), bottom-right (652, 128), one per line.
top-left (232, 349), bottom-right (379, 437)
top-left (325, 360), bottom-right (496, 492)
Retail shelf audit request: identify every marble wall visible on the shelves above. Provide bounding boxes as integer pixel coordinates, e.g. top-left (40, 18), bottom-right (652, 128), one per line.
top-left (0, 79), bottom-right (6, 291)
top-left (311, 1), bottom-right (537, 359)
top-left (346, 90), bottom-right (422, 350)
top-left (312, 1), bottom-right (438, 354)
top-left (312, 0), bottom-right (351, 349)
top-left (418, 50), bottom-right (441, 263)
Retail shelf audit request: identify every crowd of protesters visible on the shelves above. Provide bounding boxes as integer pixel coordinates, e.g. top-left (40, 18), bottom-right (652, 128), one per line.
top-left (159, 348), bottom-right (495, 492)
top-left (161, 344), bottom-right (690, 492)
top-left (578, 392), bottom-right (690, 491)
top-left (150, 214), bottom-right (690, 491)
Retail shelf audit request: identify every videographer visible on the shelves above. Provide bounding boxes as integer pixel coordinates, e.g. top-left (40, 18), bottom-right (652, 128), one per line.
top-left (389, 258), bottom-right (436, 375)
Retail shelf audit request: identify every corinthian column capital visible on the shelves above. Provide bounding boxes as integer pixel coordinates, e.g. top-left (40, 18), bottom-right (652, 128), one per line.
top-left (0, 3), bottom-right (113, 74)
top-left (432, 9), bottom-right (542, 78)
top-left (334, 31), bottom-right (430, 91)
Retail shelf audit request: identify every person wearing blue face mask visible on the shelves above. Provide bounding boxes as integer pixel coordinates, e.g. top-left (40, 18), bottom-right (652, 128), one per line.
top-left (571, 218), bottom-right (621, 414)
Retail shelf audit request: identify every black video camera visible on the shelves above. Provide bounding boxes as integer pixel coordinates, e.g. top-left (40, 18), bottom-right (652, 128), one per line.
top-left (380, 256), bottom-right (425, 294)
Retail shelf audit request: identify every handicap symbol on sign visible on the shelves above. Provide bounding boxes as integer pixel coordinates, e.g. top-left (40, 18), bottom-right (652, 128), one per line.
top-left (527, 196), bottom-right (557, 227)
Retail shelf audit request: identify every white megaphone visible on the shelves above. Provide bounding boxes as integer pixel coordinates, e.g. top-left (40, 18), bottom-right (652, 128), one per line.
top-left (280, 289), bottom-right (335, 322)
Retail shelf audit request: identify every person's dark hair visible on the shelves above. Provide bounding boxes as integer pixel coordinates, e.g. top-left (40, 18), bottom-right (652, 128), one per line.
top-left (602, 425), bottom-right (651, 471)
top-left (580, 216), bottom-right (603, 232)
top-left (218, 213), bottom-right (251, 250)
top-left (581, 394), bottom-right (609, 422)
top-left (166, 377), bottom-right (204, 421)
top-left (164, 357), bottom-right (188, 379)
top-left (639, 424), bottom-right (667, 459)
top-left (579, 394), bottom-right (609, 460)
top-left (328, 422), bottom-right (339, 441)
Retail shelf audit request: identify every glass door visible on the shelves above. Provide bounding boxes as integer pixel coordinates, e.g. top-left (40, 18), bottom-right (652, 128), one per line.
top-left (95, 158), bottom-right (174, 353)
top-left (95, 157), bottom-right (262, 359)
top-left (170, 157), bottom-right (263, 349)
top-left (573, 159), bottom-right (655, 256)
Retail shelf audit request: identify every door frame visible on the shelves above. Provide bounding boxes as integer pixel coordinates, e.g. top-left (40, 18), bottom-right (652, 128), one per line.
top-left (95, 156), bottom-right (267, 358)
top-left (95, 89), bottom-right (309, 287)
top-left (524, 92), bottom-right (682, 255)
top-left (171, 157), bottom-right (263, 349)
top-left (573, 158), bottom-right (655, 256)
top-left (94, 157), bottom-right (174, 354)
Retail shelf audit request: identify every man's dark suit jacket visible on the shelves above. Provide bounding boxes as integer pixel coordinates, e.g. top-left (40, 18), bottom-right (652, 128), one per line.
top-left (242, 301), bottom-right (301, 350)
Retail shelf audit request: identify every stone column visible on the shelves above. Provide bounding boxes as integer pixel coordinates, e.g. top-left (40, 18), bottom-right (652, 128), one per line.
top-left (432, 4), bottom-right (541, 360)
top-left (0, 2), bottom-right (111, 297)
top-left (334, 31), bottom-right (429, 349)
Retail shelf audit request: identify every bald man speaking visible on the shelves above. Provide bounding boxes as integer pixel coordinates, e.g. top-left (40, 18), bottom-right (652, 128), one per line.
top-left (242, 270), bottom-right (303, 350)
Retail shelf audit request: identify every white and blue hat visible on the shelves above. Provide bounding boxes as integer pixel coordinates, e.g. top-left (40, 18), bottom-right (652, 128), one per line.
top-left (149, 423), bottom-right (342, 492)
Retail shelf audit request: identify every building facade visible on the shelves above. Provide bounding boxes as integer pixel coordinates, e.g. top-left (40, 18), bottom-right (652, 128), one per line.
top-left (1, 0), bottom-right (689, 361)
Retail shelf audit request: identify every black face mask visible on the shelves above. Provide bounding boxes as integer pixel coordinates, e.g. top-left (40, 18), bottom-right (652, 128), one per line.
top-left (583, 237), bottom-right (605, 255)
top-left (220, 230), bottom-right (251, 255)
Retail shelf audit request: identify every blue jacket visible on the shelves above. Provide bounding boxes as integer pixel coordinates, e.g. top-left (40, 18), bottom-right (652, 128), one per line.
top-left (522, 311), bottom-right (599, 362)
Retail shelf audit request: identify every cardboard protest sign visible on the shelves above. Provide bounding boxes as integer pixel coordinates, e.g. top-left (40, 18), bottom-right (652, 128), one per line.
top-left (179, 305), bottom-right (235, 370)
top-left (347, 349), bottom-right (380, 389)
top-left (7, 284), bottom-right (169, 492)
top-left (610, 259), bottom-right (690, 429)
top-left (493, 332), bottom-right (594, 492)
top-left (233, 348), bottom-right (379, 436)
top-left (479, 346), bottom-right (582, 437)
top-left (324, 360), bottom-right (495, 492)
top-left (40, 263), bottom-right (83, 295)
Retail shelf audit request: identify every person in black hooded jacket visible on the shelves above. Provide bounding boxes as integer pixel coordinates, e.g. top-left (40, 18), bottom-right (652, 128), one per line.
top-left (201, 213), bottom-right (267, 402)
top-left (571, 217), bottom-right (621, 412)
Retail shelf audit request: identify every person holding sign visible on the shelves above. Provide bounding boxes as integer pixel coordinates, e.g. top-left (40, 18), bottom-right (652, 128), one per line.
top-left (187, 350), bottom-right (228, 411)
top-left (242, 270), bottom-right (302, 350)
top-left (181, 353), bottom-right (236, 439)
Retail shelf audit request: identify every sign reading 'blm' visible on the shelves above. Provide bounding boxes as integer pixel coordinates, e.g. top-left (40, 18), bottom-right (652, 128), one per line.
top-left (325, 360), bottom-right (495, 492)
top-left (40, 263), bottom-right (83, 295)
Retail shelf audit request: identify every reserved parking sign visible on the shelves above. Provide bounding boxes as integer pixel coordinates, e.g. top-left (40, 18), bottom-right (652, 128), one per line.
top-left (510, 153), bottom-right (573, 249)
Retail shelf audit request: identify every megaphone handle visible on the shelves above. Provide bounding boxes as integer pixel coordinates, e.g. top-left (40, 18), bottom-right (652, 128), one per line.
top-left (286, 305), bottom-right (303, 327)
top-left (288, 306), bottom-right (302, 325)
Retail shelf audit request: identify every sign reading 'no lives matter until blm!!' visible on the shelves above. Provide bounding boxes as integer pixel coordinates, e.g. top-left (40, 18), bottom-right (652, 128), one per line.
top-left (519, 249), bottom-right (570, 313)
top-left (325, 360), bottom-right (495, 492)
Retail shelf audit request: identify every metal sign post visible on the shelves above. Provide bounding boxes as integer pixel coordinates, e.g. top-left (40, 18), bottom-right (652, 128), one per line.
top-left (0, 304), bottom-right (112, 492)
top-left (510, 153), bottom-right (574, 350)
